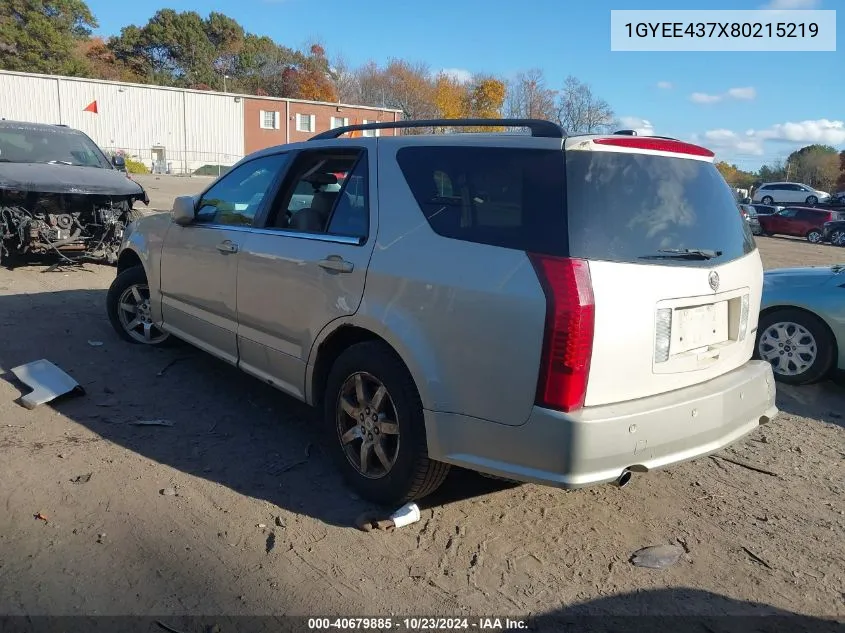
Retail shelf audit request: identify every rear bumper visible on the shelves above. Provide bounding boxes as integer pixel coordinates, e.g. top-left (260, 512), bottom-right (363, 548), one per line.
top-left (424, 360), bottom-right (778, 489)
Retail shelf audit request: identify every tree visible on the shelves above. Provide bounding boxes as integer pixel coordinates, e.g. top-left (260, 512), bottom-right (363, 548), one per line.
top-left (233, 34), bottom-right (300, 97)
top-left (289, 44), bottom-right (337, 102)
top-left (205, 11), bottom-right (244, 88)
top-left (757, 160), bottom-right (788, 184)
top-left (715, 161), bottom-right (756, 189)
top-left (331, 54), bottom-right (361, 104)
top-left (468, 76), bottom-right (506, 119)
top-left (433, 73), bottom-right (468, 119)
top-left (836, 150), bottom-right (845, 192)
top-left (505, 69), bottom-right (556, 120)
top-left (76, 36), bottom-right (139, 82)
top-left (785, 144), bottom-right (839, 191)
top-left (0, 0), bottom-right (97, 75)
top-left (556, 75), bottom-right (614, 134)
top-left (108, 9), bottom-right (216, 85)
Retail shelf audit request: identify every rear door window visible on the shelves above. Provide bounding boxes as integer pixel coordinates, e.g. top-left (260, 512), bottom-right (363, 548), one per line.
top-left (395, 146), bottom-right (567, 256)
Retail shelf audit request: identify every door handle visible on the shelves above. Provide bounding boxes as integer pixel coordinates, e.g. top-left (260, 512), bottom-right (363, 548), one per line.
top-left (216, 240), bottom-right (238, 254)
top-left (318, 256), bottom-right (354, 273)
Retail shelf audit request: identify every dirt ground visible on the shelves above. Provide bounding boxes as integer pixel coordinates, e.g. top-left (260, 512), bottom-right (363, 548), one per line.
top-left (0, 185), bottom-right (843, 624)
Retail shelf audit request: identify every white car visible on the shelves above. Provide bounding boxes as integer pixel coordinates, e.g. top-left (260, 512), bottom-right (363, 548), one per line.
top-left (752, 182), bottom-right (830, 206)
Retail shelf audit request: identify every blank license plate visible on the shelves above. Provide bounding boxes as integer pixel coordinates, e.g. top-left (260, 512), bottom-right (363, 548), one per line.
top-left (672, 301), bottom-right (729, 354)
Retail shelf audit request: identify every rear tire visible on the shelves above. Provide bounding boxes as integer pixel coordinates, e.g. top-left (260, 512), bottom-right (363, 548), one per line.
top-left (807, 230), bottom-right (823, 244)
top-left (831, 230), bottom-right (845, 246)
top-left (761, 196), bottom-right (774, 205)
top-left (754, 308), bottom-right (835, 385)
top-left (323, 341), bottom-right (450, 506)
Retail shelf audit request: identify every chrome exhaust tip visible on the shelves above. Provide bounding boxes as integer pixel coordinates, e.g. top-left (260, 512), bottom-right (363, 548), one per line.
top-left (615, 469), bottom-right (632, 488)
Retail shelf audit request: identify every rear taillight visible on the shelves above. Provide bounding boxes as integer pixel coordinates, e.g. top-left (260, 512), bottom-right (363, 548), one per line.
top-left (593, 137), bottom-right (715, 158)
top-left (528, 255), bottom-right (595, 413)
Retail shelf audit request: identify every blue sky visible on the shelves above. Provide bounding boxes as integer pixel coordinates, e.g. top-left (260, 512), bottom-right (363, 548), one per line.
top-left (85, 0), bottom-right (843, 171)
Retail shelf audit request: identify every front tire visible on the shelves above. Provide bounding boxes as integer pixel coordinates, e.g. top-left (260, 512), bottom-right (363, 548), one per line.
top-left (761, 196), bottom-right (774, 205)
top-left (831, 230), bottom-right (845, 246)
top-left (806, 195), bottom-right (818, 205)
top-left (323, 341), bottom-right (450, 506)
top-left (807, 229), bottom-right (823, 244)
top-left (106, 265), bottom-right (171, 346)
top-left (755, 309), bottom-right (835, 385)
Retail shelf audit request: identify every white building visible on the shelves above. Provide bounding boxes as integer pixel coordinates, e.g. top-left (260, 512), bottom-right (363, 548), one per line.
top-left (0, 70), bottom-right (401, 175)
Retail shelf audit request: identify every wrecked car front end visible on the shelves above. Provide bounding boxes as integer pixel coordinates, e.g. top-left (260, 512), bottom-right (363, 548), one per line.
top-left (0, 164), bottom-right (149, 266)
top-left (0, 120), bottom-right (149, 267)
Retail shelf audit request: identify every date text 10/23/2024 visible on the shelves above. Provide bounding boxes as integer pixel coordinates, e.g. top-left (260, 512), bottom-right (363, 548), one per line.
top-left (307, 617), bottom-right (530, 631)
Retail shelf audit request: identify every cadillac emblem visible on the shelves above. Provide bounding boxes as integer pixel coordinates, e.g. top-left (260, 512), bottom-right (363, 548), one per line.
top-left (708, 271), bottom-right (720, 292)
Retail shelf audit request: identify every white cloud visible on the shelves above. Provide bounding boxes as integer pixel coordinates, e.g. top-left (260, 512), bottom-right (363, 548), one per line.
top-left (690, 86), bottom-right (758, 104)
top-left (691, 92), bottom-right (723, 104)
top-left (440, 68), bottom-right (473, 83)
top-left (726, 86), bottom-right (757, 100)
top-left (760, 0), bottom-right (820, 9)
top-left (656, 81), bottom-right (673, 90)
top-left (756, 119), bottom-right (845, 144)
top-left (618, 116), bottom-right (655, 136)
top-left (695, 119), bottom-right (845, 157)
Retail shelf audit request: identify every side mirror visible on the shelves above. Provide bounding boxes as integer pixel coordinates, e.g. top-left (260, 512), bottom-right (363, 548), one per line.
top-left (112, 155), bottom-right (126, 169)
top-left (171, 196), bottom-right (196, 226)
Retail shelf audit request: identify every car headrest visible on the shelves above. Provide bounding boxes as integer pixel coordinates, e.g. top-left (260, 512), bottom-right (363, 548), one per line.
top-left (311, 191), bottom-right (338, 215)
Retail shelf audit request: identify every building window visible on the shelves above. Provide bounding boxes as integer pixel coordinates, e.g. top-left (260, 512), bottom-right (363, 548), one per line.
top-left (331, 116), bottom-right (350, 129)
top-left (260, 110), bottom-right (279, 130)
top-left (296, 113), bottom-right (316, 133)
top-left (362, 119), bottom-right (380, 137)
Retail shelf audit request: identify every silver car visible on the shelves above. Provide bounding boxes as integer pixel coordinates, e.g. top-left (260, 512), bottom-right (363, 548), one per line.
top-left (107, 119), bottom-right (778, 505)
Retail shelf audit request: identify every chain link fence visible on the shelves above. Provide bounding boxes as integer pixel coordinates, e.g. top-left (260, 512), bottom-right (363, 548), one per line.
top-left (101, 147), bottom-right (244, 177)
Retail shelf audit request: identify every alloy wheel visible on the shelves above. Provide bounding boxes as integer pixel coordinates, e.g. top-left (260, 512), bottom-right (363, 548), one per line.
top-left (117, 283), bottom-right (169, 344)
top-left (758, 321), bottom-right (817, 377)
top-left (336, 372), bottom-right (400, 479)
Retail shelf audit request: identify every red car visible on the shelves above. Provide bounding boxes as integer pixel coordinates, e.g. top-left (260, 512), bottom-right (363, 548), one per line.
top-left (757, 206), bottom-right (845, 243)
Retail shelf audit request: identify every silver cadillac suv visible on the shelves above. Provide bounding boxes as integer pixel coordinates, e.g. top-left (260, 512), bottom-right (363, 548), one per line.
top-left (107, 119), bottom-right (778, 505)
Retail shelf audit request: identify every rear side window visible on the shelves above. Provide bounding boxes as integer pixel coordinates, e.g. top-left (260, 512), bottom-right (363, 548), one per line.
top-left (565, 150), bottom-right (755, 267)
top-left (395, 147), bottom-right (568, 256)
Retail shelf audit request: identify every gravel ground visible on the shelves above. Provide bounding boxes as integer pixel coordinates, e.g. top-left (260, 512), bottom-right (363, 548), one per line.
top-left (0, 185), bottom-right (843, 623)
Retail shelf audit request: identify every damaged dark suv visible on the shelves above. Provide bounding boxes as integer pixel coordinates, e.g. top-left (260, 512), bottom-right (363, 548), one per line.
top-left (0, 119), bottom-right (149, 266)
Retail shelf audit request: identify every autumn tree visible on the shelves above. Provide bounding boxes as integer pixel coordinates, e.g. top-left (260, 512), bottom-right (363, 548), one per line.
top-left (433, 73), bottom-right (468, 121)
top-left (505, 69), bottom-right (556, 120)
top-left (783, 144), bottom-right (840, 192)
top-left (468, 76), bottom-right (506, 119)
top-left (0, 0), bottom-right (96, 75)
top-left (76, 37), bottom-right (139, 82)
top-left (287, 44), bottom-right (337, 102)
top-left (715, 161), bottom-right (756, 189)
top-left (556, 75), bottom-right (614, 134)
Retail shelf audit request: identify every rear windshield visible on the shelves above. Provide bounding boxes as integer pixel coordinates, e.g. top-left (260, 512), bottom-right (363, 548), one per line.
top-left (566, 149), bottom-right (755, 266)
top-left (395, 145), bottom-right (755, 267)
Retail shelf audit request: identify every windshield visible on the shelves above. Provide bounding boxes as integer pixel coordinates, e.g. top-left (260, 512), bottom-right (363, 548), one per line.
top-left (0, 125), bottom-right (111, 168)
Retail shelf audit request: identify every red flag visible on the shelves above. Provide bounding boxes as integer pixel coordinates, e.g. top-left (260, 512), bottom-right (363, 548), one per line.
top-left (83, 100), bottom-right (98, 114)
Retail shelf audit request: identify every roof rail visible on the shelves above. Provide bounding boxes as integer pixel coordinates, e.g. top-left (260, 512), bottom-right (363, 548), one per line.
top-left (309, 118), bottom-right (565, 141)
